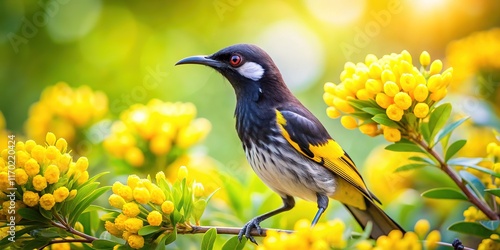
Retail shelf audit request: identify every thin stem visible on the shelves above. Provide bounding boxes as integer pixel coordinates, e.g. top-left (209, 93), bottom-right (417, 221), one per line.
top-left (411, 137), bottom-right (499, 220)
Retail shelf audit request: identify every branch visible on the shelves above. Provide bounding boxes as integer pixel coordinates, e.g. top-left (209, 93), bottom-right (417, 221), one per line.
top-left (39, 238), bottom-right (93, 250)
top-left (412, 138), bottom-right (499, 220)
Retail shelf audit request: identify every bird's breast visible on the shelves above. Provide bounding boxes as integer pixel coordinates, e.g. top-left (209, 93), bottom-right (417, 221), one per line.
top-left (243, 128), bottom-right (338, 202)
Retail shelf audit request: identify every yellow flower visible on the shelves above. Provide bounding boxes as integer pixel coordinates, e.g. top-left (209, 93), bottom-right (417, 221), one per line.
top-left (386, 104), bottom-right (404, 121)
top-left (358, 123), bottom-right (379, 136)
top-left (383, 81), bottom-right (400, 97)
top-left (30, 145), bottom-right (46, 163)
top-left (16, 150), bottom-right (30, 167)
top-left (55, 138), bottom-right (68, 152)
top-left (127, 234), bottom-right (145, 249)
top-left (124, 217), bottom-right (143, 233)
top-left (150, 135), bottom-right (172, 155)
top-left (177, 166), bottom-right (188, 180)
top-left (365, 79), bottom-right (383, 94)
top-left (383, 127), bottom-right (401, 142)
top-left (413, 103), bottom-right (430, 118)
top-left (393, 92), bottom-right (412, 110)
top-left (420, 51), bottom-right (431, 67)
top-left (132, 187), bottom-right (151, 204)
top-left (118, 185), bottom-right (134, 202)
top-left (326, 107), bottom-right (341, 119)
top-left (413, 84), bottom-right (429, 102)
top-left (33, 175), bottom-right (47, 191)
top-left (150, 187), bottom-right (166, 205)
top-left (44, 164), bottom-right (60, 184)
top-left (45, 146), bottom-right (61, 161)
top-left (14, 168), bottom-right (28, 185)
top-left (122, 202), bottom-right (140, 217)
top-left (0, 172), bottom-right (8, 191)
top-left (464, 206), bottom-right (488, 222)
top-left (39, 193), bottom-right (55, 210)
top-left (429, 59), bottom-right (443, 75)
top-left (24, 158), bottom-right (40, 177)
top-left (68, 189), bottom-right (77, 200)
top-left (114, 214), bottom-right (128, 231)
top-left (340, 116), bottom-right (358, 129)
top-left (400, 73), bottom-right (416, 92)
top-left (53, 187), bottom-right (69, 202)
top-left (77, 171), bottom-right (89, 184)
top-left (57, 153), bottom-right (71, 173)
top-left (104, 221), bottom-right (122, 237)
top-left (430, 88), bottom-right (447, 102)
top-left (127, 175), bottom-right (141, 190)
top-left (375, 93), bottom-right (393, 109)
top-left (193, 182), bottom-right (205, 198)
top-left (124, 147), bottom-right (144, 167)
top-left (109, 194), bottom-right (126, 209)
top-left (75, 157), bottom-right (89, 172)
top-left (23, 191), bottom-right (39, 207)
top-left (414, 219), bottom-right (430, 239)
top-left (161, 200), bottom-right (174, 214)
top-left (46, 132), bottom-right (57, 145)
top-left (478, 238), bottom-right (500, 250)
top-left (147, 211), bottom-right (163, 226)
top-left (333, 98), bottom-right (355, 113)
top-left (425, 230), bottom-right (441, 250)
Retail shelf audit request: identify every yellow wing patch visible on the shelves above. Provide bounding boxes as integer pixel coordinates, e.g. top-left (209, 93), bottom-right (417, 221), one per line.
top-left (275, 110), bottom-right (371, 209)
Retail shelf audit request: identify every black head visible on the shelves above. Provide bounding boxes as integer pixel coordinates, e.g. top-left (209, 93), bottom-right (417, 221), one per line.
top-left (176, 44), bottom-right (293, 103)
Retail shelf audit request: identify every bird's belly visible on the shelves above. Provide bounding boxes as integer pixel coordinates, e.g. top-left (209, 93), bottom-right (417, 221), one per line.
top-left (245, 139), bottom-right (337, 202)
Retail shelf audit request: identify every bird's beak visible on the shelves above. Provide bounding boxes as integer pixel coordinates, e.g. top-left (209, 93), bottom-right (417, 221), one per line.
top-left (175, 55), bottom-right (223, 68)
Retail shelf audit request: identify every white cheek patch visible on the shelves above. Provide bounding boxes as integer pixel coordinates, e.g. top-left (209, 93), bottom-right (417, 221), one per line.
top-left (236, 62), bottom-right (265, 81)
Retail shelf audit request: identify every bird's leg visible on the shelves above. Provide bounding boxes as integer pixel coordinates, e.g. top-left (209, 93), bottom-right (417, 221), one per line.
top-left (311, 193), bottom-right (329, 226)
top-left (238, 195), bottom-right (295, 244)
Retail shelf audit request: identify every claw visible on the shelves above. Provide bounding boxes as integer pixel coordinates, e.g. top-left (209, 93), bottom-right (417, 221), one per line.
top-left (238, 218), bottom-right (263, 244)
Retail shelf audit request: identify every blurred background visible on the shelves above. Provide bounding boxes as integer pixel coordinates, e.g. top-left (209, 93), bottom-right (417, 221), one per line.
top-left (1, 0), bottom-right (500, 248)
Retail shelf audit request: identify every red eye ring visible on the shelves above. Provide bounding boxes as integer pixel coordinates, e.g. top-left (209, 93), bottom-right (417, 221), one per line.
top-left (229, 55), bottom-right (242, 67)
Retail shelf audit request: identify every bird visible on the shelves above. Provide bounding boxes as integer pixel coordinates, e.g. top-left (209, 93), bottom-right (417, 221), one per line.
top-left (175, 44), bottom-right (405, 243)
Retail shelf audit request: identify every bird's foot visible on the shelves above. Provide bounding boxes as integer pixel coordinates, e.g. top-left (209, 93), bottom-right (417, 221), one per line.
top-left (238, 218), bottom-right (263, 244)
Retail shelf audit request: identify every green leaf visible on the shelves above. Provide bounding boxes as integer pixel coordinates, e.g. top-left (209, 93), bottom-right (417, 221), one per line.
top-left (221, 236), bottom-right (247, 250)
top-left (350, 112), bottom-right (375, 120)
top-left (459, 170), bottom-right (486, 200)
top-left (448, 157), bottom-right (483, 167)
top-left (361, 107), bottom-right (385, 115)
top-left (420, 122), bottom-right (431, 144)
top-left (394, 163), bottom-right (429, 173)
top-left (485, 189), bottom-right (500, 197)
top-left (449, 221), bottom-right (495, 238)
top-left (421, 188), bottom-right (468, 201)
top-left (385, 142), bottom-right (426, 154)
top-left (92, 239), bottom-right (120, 249)
top-left (139, 226), bottom-right (162, 236)
top-left (445, 140), bottom-right (467, 162)
top-left (69, 186), bottom-right (111, 226)
top-left (480, 220), bottom-right (500, 231)
top-left (155, 234), bottom-right (168, 250)
top-left (164, 228), bottom-right (177, 245)
top-left (409, 156), bottom-right (435, 165)
top-left (21, 238), bottom-right (51, 250)
top-left (201, 228), bottom-right (217, 250)
top-left (371, 114), bottom-right (399, 128)
top-left (17, 208), bottom-right (50, 223)
top-left (434, 117), bottom-right (469, 146)
top-left (428, 103), bottom-right (452, 144)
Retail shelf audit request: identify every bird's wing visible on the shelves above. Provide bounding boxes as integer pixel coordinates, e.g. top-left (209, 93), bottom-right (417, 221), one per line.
top-left (275, 109), bottom-right (376, 206)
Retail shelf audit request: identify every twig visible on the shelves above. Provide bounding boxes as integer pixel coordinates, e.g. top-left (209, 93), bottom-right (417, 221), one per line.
top-left (412, 137), bottom-right (499, 220)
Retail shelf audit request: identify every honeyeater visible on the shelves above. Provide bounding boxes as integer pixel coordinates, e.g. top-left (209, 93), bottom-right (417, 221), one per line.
top-left (176, 44), bottom-right (404, 243)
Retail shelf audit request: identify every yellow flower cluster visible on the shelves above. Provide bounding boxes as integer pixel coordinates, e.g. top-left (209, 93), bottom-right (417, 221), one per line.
top-left (446, 28), bottom-right (500, 90)
top-left (103, 99), bottom-right (211, 168)
top-left (324, 50), bottom-right (453, 142)
top-left (356, 219), bottom-right (440, 250)
top-left (0, 132), bottom-right (84, 221)
top-left (463, 206), bottom-right (488, 222)
top-left (105, 166), bottom-right (207, 249)
top-left (24, 82), bottom-right (108, 147)
top-left (478, 234), bottom-right (500, 250)
top-left (257, 219), bottom-right (347, 250)
top-left (258, 219), bottom-right (440, 250)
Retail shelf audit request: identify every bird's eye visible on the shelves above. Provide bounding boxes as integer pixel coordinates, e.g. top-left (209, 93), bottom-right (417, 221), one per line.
top-left (229, 55), bottom-right (242, 67)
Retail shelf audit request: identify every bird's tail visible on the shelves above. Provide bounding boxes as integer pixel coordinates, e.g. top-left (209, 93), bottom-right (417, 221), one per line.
top-left (344, 198), bottom-right (405, 239)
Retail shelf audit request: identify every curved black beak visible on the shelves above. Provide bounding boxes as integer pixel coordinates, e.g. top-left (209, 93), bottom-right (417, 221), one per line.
top-left (175, 55), bottom-right (223, 68)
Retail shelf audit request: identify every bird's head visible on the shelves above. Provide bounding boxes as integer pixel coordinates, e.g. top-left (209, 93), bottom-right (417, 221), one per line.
top-left (176, 44), bottom-right (291, 102)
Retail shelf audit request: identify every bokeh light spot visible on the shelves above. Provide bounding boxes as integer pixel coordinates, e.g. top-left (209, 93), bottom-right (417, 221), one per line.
top-left (256, 21), bottom-right (325, 92)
